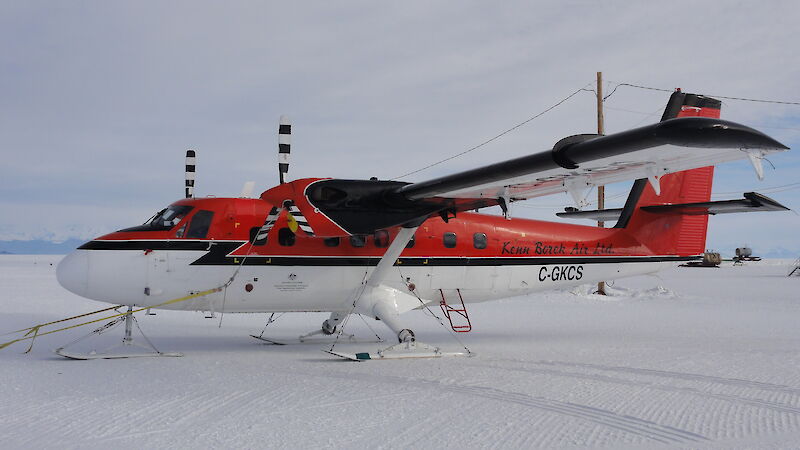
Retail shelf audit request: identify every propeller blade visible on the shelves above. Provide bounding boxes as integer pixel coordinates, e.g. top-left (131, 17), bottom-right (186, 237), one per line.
top-left (251, 199), bottom-right (316, 245)
top-left (185, 149), bottom-right (196, 198)
top-left (286, 201), bottom-right (315, 236)
top-left (253, 206), bottom-right (281, 245)
top-left (239, 181), bottom-right (256, 198)
top-left (278, 116), bottom-right (291, 184)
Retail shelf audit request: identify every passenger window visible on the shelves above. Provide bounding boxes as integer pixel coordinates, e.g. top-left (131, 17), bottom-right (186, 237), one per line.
top-left (187, 210), bottom-right (214, 239)
top-left (278, 228), bottom-right (296, 246)
top-left (374, 230), bottom-right (389, 248)
top-left (443, 232), bottom-right (457, 248)
top-left (350, 235), bottom-right (366, 248)
top-left (324, 237), bottom-right (340, 247)
top-left (473, 232), bottom-right (487, 249)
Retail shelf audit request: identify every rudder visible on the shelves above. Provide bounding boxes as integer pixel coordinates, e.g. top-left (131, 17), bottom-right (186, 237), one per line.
top-left (621, 90), bottom-right (721, 256)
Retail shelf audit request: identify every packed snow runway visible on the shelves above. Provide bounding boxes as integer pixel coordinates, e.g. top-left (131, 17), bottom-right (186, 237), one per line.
top-left (1, 255), bottom-right (799, 449)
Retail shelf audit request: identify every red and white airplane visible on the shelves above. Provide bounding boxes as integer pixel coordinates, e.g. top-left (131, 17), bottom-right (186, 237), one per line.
top-left (55, 91), bottom-right (789, 359)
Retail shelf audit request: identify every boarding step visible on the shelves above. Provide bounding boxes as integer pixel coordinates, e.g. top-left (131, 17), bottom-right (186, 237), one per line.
top-left (439, 289), bottom-right (472, 332)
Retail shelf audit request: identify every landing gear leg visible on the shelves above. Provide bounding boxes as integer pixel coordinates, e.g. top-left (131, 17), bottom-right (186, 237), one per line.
top-left (321, 312), bottom-right (347, 335)
top-left (54, 306), bottom-right (182, 359)
top-left (251, 312), bottom-right (383, 345)
top-left (300, 312), bottom-right (353, 341)
top-left (397, 329), bottom-right (416, 343)
top-left (326, 311), bottom-right (468, 361)
top-left (372, 301), bottom-right (418, 343)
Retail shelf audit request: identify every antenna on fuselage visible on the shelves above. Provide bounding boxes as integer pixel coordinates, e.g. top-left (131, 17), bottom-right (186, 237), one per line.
top-left (185, 149), bottom-right (196, 198)
top-left (278, 116), bottom-right (291, 184)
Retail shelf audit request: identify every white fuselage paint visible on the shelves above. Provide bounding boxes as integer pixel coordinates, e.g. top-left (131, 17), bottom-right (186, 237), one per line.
top-left (59, 249), bottom-right (672, 314)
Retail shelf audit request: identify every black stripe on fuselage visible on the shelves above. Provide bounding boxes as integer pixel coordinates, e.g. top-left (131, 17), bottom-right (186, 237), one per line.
top-left (76, 240), bottom-right (699, 266)
top-left (193, 255), bottom-right (698, 266)
top-left (78, 240), bottom-right (214, 251)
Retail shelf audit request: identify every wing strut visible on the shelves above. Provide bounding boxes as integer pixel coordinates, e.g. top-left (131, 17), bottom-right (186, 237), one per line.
top-left (366, 226), bottom-right (417, 287)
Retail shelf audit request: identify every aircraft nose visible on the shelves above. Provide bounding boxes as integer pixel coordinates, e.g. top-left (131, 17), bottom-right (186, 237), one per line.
top-left (57, 250), bottom-right (89, 297)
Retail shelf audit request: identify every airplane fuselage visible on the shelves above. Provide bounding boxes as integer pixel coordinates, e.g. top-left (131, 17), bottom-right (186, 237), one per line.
top-left (57, 196), bottom-right (692, 314)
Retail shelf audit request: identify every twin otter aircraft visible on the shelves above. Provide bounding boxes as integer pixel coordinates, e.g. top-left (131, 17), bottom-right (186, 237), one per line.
top-left (56, 91), bottom-right (789, 359)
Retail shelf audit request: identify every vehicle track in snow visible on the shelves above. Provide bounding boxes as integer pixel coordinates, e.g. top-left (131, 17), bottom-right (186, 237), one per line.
top-left (463, 360), bottom-right (800, 416)
top-left (538, 360), bottom-right (800, 395)
top-left (456, 358), bottom-right (800, 442)
top-left (0, 379), bottom-right (426, 448)
top-left (320, 370), bottom-right (708, 445)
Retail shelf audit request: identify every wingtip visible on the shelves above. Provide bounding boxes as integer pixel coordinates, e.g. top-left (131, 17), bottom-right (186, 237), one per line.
top-left (655, 117), bottom-right (791, 151)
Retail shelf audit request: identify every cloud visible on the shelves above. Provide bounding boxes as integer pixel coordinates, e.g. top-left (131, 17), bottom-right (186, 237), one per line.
top-left (0, 1), bottom-right (798, 252)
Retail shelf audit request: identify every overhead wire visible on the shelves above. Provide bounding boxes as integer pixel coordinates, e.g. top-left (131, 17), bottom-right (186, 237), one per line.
top-left (603, 82), bottom-right (800, 106)
top-left (711, 182), bottom-right (800, 197)
top-left (391, 78), bottom-right (797, 195)
top-left (392, 82), bottom-right (596, 180)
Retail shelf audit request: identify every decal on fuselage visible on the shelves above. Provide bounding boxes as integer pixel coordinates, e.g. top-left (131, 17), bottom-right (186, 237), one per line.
top-left (538, 265), bottom-right (583, 282)
top-left (502, 241), bottom-right (614, 256)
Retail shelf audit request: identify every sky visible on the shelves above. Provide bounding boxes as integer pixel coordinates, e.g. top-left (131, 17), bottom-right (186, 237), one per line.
top-left (1, 1), bottom-right (799, 256)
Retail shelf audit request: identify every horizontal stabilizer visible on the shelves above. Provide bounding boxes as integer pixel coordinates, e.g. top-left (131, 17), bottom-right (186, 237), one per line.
top-left (556, 207), bottom-right (624, 221)
top-left (557, 192), bottom-right (789, 222)
top-left (641, 192), bottom-right (789, 215)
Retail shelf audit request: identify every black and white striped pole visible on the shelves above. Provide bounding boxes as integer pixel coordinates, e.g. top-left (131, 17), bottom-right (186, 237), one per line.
top-left (278, 116), bottom-right (291, 184)
top-left (185, 149), bottom-right (196, 198)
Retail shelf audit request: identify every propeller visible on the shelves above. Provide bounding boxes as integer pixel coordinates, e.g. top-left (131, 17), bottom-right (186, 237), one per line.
top-left (252, 200), bottom-right (315, 245)
top-left (285, 201), bottom-right (315, 235)
top-left (185, 149), bottom-right (196, 198)
top-left (251, 117), bottom-right (316, 244)
top-left (253, 206), bottom-right (281, 245)
top-left (278, 115), bottom-right (291, 184)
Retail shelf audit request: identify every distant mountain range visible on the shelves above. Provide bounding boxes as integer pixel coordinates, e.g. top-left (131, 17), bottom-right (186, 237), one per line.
top-left (0, 239), bottom-right (87, 255)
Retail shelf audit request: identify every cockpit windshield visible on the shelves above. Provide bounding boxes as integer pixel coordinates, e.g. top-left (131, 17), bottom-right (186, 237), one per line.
top-left (119, 205), bottom-right (194, 232)
top-left (148, 205), bottom-right (193, 228)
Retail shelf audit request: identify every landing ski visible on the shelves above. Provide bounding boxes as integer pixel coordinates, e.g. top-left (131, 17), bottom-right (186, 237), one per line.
top-left (324, 341), bottom-right (471, 361)
top-left (251, 334), bottom-right (383, 346)
top-left (55, 349), bottom-right (182, 360)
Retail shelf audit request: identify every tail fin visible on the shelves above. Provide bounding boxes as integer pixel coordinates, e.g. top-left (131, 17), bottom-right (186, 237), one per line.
top-left (623, 90), bottom-right (721, 256)
top-left (660, 90), bottom-right (722, 120)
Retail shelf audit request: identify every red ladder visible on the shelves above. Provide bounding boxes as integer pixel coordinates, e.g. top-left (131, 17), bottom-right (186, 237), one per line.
top-left (439, 289), bottom-right (472, 332)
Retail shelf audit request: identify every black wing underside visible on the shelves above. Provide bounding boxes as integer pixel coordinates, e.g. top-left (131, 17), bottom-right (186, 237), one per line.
top-left (304, 117), bottom-right (788, 235)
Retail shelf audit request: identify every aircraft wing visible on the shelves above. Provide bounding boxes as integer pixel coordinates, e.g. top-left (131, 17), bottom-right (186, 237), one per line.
top-left (262, 117), bottom-right (788, 236)
top-left (395, 117), bottom-right (787, 204)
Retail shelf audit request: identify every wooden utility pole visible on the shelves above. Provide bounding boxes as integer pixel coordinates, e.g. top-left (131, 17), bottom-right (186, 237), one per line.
top-left (596, 71), bottom-right (606, 295)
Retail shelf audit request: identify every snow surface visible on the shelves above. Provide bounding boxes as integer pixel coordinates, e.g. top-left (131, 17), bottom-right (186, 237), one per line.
top-left (1, 255), bottom-right (800, 449)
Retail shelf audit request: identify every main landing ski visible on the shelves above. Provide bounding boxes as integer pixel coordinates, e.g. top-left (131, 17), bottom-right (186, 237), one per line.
top-left (324, 341), bottom-right (472, 361)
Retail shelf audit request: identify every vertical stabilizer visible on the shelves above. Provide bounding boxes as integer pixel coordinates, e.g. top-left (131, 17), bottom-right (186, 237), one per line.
top-left (621, 91), bottom-right (721, 256)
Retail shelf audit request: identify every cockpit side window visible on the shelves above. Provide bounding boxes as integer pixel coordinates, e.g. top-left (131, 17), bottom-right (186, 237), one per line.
top-left (175, 223), bottom-right (187, 238)
top-left (119, 205), bottom-right (193, 232)
top-left (186, 210), bottom-right (214, 239)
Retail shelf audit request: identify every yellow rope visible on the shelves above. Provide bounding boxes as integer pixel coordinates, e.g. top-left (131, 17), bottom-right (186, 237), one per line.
top-left (0, 288), bottom-right (221, 352)
top-left (2, 306), bottom-right (120, 337)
